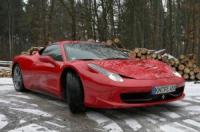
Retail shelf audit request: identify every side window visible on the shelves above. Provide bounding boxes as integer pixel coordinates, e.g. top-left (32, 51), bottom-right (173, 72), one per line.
top-left (41, 44), bottom-right (63, 61)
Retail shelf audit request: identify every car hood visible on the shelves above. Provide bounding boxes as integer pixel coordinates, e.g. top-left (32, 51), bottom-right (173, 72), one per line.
top-left (88, 59), bottom-right (175, 80)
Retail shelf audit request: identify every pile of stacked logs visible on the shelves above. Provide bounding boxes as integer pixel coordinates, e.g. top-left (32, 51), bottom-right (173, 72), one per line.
top-left (0, 61), bottom-right (12, 77)
top-left (0, 69), bottom-right (11, 77)
top-left (129, 48), bottom-right (200, 81)
top-left (21, 47), bottom-right (43, 55)
top-left (178, 54), bottom-right (200, 80)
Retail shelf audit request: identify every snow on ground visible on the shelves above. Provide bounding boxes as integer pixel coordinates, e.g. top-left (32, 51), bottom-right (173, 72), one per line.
top-left (7, 94), bottom-right (32, 99)
top-left (185, 82), bottom-right (200, 96)
top-left (183, 119), bottom-right (200, 128)
top-left (160, 122), bottom-right (199, 132)
top-left (10, 108), bottom-right (52, 117)
top-left (0, 78), bottom-right (13, 85)
top-left (8, 124), bottom-right (57, 132)
top-left (0, 114), bottom-right (8, 129)
top-left (0, 77), bottom-right (200, 132)
top-left (19, 119), bottom-right (26, 124)
top-left (44, 121), bottom-right (66, 128)
top-left (87, 111), bottom-right (123, 132)
top-left (122, 118), bottom-right (142, 131)
top-left (0, 78), bottom-right (14, 93)
top-left (0, 85), bottom-right (14, 92)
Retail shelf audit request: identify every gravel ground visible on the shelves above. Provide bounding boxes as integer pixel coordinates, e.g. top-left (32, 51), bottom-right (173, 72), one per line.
top-left (0, 78), bottom-right (200, 132)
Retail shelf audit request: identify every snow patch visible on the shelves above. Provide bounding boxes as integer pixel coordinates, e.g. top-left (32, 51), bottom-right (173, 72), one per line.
top-left (107, 111), bottom-right (142, 131)
top-left (160, 122), bottom-right (198, 132)
top-left (195, 97), bottom-right (200, 100)
top-left (185, 106), bottom-right (200, 114)
top-left (19, 119), bottom-right (26, 124)
top-left (87, 112), bottom-right (123, 132)
top-left (48, 100), bottom-right (67, 107)
top-left (183, 119), bottom-right (200, 128)
top-left (0, 78), bottom-right (13, 85)
top-left (7, 94), bottom-right (32, 99)
top-left (185, 82), bottom-right (200, 96)
top-left (145, 117), bottom-right (157, 124)
top-left (146, 114), bottom-right (167, 122)
top-left (162, 111), bottom-right (181, 119)
top-left (185, 97), bottom-right (200, 103)
top-left (45, 121), bottom-right (66, 128)
top-left (8, 123), bottom-right (57, 132)
top-left (29, 104), bottom-right (39, 107)
top-left (0, 85), bottom-right (13, 91)
top-left (0, 114), bottom-right (8, 130)
top-left (10, 108), bottom-right (52, 117)
top-left (0, 99), bottom-right (10, 104)
top-left (124, 118), bottom-right (142, 131)
top-left (169, 101), bottom-right (191, 107)
top-left (9, 99), bottom-right (38, 107)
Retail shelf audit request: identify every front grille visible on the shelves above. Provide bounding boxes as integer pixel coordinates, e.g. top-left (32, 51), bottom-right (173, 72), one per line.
top-left (120, 87), bottom-right (184, 103)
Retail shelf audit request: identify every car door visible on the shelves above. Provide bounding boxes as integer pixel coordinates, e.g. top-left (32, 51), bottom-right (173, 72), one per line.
top-left (36, 44), bottom-right (64, 96)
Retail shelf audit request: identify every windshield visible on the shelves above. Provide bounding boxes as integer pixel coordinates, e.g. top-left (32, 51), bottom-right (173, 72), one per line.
top-left (64, 43), bottom-right (129, 60)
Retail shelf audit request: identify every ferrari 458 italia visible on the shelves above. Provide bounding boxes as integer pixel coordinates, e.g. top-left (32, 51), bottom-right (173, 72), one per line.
top-left (12, 41), bottom-right (185, 113)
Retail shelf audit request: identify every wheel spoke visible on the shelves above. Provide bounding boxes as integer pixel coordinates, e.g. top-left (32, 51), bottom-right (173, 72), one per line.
top-left (13, 66), bottom-right (22, 90)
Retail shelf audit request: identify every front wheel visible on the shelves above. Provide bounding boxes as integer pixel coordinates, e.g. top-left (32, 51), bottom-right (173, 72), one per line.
top-left (12, 65), bottom-right (26, 92)
top-left (66, 72), bottom-right (85, 113)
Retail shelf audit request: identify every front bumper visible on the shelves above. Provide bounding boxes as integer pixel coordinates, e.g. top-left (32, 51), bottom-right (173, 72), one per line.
top-left (92, 93), bottom-right (185, 108)
top-left (83, 77), bottom-right (185, 108)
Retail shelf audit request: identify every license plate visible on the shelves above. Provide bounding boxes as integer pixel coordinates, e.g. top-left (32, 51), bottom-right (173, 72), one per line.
top-left (152, 85), bottom-right (176, 95)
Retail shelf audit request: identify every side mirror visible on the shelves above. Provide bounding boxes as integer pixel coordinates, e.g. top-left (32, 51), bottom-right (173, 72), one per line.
top-left (39, 56), bottom-right (57, 66)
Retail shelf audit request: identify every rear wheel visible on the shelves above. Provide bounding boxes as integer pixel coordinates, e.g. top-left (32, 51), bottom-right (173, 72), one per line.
top-left (66, 72), bottom-right (85, 113)
top-left (12, 65), bottom-right (25, 92)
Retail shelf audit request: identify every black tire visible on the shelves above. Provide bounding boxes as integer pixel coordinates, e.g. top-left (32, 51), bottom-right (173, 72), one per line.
top-left (12, 64), bottom-right (26, 92)
top-left (66, 72), bottom-right (85, 113)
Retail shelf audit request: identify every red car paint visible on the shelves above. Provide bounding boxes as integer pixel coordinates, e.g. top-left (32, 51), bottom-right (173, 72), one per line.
top-left (12, 41), bottom-right (185, 108)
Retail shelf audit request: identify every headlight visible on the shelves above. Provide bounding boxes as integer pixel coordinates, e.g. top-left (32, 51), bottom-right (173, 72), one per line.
top-left (88, 64), bottom-right (124, 82)
top-left (108, 73), bottom-right (124, 82)
top-left (173, 71), bottom-right (182, 78)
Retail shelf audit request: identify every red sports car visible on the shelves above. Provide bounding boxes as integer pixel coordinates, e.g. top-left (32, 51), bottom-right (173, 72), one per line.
top-left (12, 41), bottom-right (185, 113)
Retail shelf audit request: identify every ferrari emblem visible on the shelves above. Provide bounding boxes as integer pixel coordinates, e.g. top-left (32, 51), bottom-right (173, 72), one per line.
top-left (161, 95), bottom-right (165, 100)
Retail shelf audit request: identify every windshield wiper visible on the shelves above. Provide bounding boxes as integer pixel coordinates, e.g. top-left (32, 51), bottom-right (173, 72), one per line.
top-left (74, 59), bottom-right (98, 61)
top-left (74, 58), bottom-right (128, 61)
top-left (102, 58), bottom-right (129, 60)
